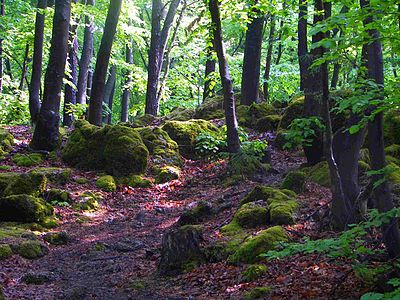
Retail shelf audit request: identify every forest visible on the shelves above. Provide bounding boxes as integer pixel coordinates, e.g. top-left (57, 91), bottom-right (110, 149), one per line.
top-left (0, 0), bottom-right (399, 299)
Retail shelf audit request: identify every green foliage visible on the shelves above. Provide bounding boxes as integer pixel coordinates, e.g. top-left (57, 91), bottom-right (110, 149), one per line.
top-left (284, 117), bottom-right (326, 150)
top-left (64, 103), bottom-right (88, 120)
top-left (361, 278), bottom-right (400, 300)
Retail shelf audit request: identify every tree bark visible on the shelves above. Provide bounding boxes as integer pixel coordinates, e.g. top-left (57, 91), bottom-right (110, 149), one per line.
top-left (121, 42), bottom-right (133, 123)
top-left (88, 0), bottom-right (122, 126)
top-left (240, 2), bottom-right (264, 106)
top-left (203, 40), bottom-right (216, 102)
top-left (209, 0), bottom-right (240, 153)
top-left (263, 15), bottom-right (275, 102)
top-left (76, 0), bottom-right (95, 105)
top-left (145, 0), bottom-right (181, 116)
top-left (102, 65), bottom-right (116, 124)
top-left (29, 0), bottom-right (47, 124)
top-left (19, 43), bottom-right (30, 91)
top-left (298, 0), bottom-right (308, 92)
top-left (30, 0), bottom-right (71, 151)
top-left (0, 0), bottom-right (4, 93)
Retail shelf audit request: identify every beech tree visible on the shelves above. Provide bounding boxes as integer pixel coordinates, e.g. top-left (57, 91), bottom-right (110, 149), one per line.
top-left (121, 42), bottom-right (133, 123)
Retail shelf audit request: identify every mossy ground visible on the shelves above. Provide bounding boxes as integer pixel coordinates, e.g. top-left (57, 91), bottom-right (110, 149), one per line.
top-left (96, 175), bottom-right (117, 192)
top-left (12, 153), bottom-right (44, 167)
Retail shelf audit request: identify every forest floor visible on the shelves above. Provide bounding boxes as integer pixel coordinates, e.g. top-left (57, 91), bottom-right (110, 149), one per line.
top-left (0, 126), bottom-right (368, 300)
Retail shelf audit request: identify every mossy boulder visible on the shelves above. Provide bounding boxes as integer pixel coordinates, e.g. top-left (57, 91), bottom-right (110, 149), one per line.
top-left (243, 287), bottom-right (272, 300)
top-left (44, 189), bottom-right (72, 204)
top-left (127, 175), bottom-right (153, 188)
top-left (278, 96), bottom-right (305, 130)
top-left (43, 231), bottom-right (69, 245)
top-left (242, 264), bottom-right (268, 282)
top-left (254, 115), bottom-right (282, 132)
top-left (307, 161), bottom-right (331, 187)
top-left (178, 201), bottom-right (214, 226)
top-left (73, 192), bottom-right (101, 211)
top-left (130, 114), bottom-right (158, 128)
top-left (281, 171), bottom-right (306, 193)
top-left (0, 244), bottom-right (12, 260)
top-left (12, 153), bottom-right (44, 167)
top-left (194, 95), bottom-right (225, 120)
top-left (96, 175), bottom-right (116, 192)
top-left (162, 119), bottom-right (219, 158)
top-left (40, 216), bottom-right (59, 229)
top-left (62, 121), bottom-right (148, 176)
top-left (0, 128), bottom-right (14, 160)
top-left (137, 126), bottom-right (182, 167)
top-left (16, 240), bottom-right (48, 259)
top-left (155, 166), bottom-right (180, 183)
top-left (167, 107), bottom-right (196, 121)
top-left (234, 201), bottom-right (268, 228)
top-left (30, 167), bottom-right (72, 185)
top-left (75, 177), bottom-right (89, 184)
top-left (228, 226), bottom-right (288, 264)
top-left (0, 194), bottom-right (53, 222)
top-left (274, 129), bottom-right (288, 149)
top-left (1, 173), bottom-right (47, 197)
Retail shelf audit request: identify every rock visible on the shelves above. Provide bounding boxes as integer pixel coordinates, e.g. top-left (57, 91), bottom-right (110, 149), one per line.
top-left (96, 175), bottom-right (116, 192)
top-left (130, 114), bottom-right (158, 128)
top-left (16, 240), bottom-right (48, 259)
top-left (0, 128), bottom-right (14, 160)
top-left (43, 231), bottom-right (69, 245)
top-left (127, 175), bottom-right (153, 188)
top-left (0, 194), bottom-right (53, 222)
top-left (228, 226), bottom-right (288, 264)
top-left (12, 153), bottom-right (44, 167)
top-left (162, 119), bottom-right (219, 158)
top-left (40, 216), bottom-right (59, 229)
top-left (166, 107), bottom-right (196, 121)
top-left (242, 264), bottom-right (268, 282)
top-left (44, 189), bottom-right (72, 203)
top-left (281, 171), bottom-right (306, 193)
top-left (111, 239), bottom-right (145, 253)
top-left (243, 287), bottom-right (272, 300)
top-left (30, 167), bottom-right (72, 185)
top-left (73, 192), bottom-right (100, 211)
top-left (158, 225), bottom-right (205, 276)
top-left (1, 173), bottom-right (47, 197)
top-left (278, 96), bottom-right (305, 130)
top-left (75, 177), bottom-right (89, 184)
top-left (22, 272), bottom-right (54, 284)
top-left (254, 115), bottom-right (282, 132)
top-left (178, 201), bottom-right (214, 226)
top-left (155, 166), bottom-right (180, 184)
top-left (194, 95), bottom-right (225, 120)
top-left (307, 161), bottom-right (331, 187)
top-left (234, 201), bottom-right (268, 228)
top-left (0, 244), bottom-right (12, 260)
top-left (62, 120), bottom-right (148, 176)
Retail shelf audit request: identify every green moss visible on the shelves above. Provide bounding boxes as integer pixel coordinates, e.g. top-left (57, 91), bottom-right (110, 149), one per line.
top-left (254, 115), bottom-right (282, 132)
top-left (30, 167), bottom-right (72, 185)
top-left (73, 192), bottom-right (101, 211)
top-left (388, 163), bottom-right (400, 184)
top-left (96, 175), bottom-right (116, 192)
top-left (269, 199), bottom-right (298, 225)
top-left (0, 195), bottom-right (53, 223)
top-left (228, 153), bottom-right (270, 178)
top-left (0, 166), bottom-right (12, 171)
top-left (228, 226), bottom-right (288, 264)
top-left (307, 161), bottom-right (331, 187)
top-left (274, 129), bottom-right (288, 149)
top-left (243, 287), bottom-right (272, 300)
top-left (40, 216), bottom-right (59, 229)
top-left (385, 144), bottom-right (400, 159)
top-left (242, 264), bottom-right (268, 282)
top-left (384, 111), bottom-right (400, 146)
top-left (130, 114), bottom-right (158, 128)
top-left (386, 155), bottom-right (400, 166)
top-left (167, 107), bottom-right (196, 121)
top-left (281, 171), bottom-right (306, 193)
top-left (17, 240), bottom-right (47, 259)
top-left (162, 119), bottom-right (219, 157)
top-left (358, 160), bottom-right (371, 173)
top-left (0, 226), bottom-right (27, 240)
top-left (2, 173), bottom-right (47, 197)
top-left (43, 231), bottom-right (69, 245)
top-left (178, 201), bottom-right (213, 226)
top-left (127, 175), bottom-right (153, 188)
top-left (240, 186), bottom-right (293, 207)
top-left (234, 202), bottom-right (268, 228)
top-left (278, 96), bottom-right (305, 130)
top-left (44, 189), bottom-right (71, 204)
top-left (0, 244), bottom-right (12, 260)
top-left (12, 153), bottom-right (44, 167)
top-left (194, 95), bottom-right (224, 120)
top-left (155, 166), bottom-right (180, 184)
top-left (0, 128), bottom-right (14, 160)
top-left (75, 177), bottom-right (89, 184)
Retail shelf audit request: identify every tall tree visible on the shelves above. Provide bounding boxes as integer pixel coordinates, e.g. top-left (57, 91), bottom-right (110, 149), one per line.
top-left (203, 38), bottom-right (216, 102)
top-left (87, 0), bottom-right (122, 126)
top-left (240, 1), bottom-right (264, 106)
top-left (19, 43), bottom-right (30, 91)
top-left (145, 0), bottom-right (181, 116)
top-left (209, 0), bottom-right (240, 153)
top-left (0, 0), bottom-right (4, 93)
top-left (76, 0), bottom-right (95, 105)
top-left (29, 0), bottom-right (47, 124)
top-left (263, 15), bottom-right (276, 102)
top-left (121, 42), bottom-right (133, 123)
top-left (30, 0), bottom-right (72, 151)
top-left (102, 65), bottom-right (116, 124)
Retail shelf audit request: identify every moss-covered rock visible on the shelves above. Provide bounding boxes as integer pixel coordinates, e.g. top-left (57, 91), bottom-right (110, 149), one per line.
top-left (12, 153), bottom-right (44, 167)
top-left (228, 226), bottom-right (288, 264)
top-left (1, 173), bottom-right (47, 197)
top-left (307, 161), bottom-right (331, 187)
top-left (234, 202), bottom-right (268, 228)
top-left (167, 107), bottom-right (196, 121)
top-left (127, 175), bottom-right (153, 188)
top-left (0, 194), bottom-right (53, 222)
top-left (278, 96), bottom-right (305, 130)
top-left (40, 216), bottom-right (59, 229)
top-left (130, 114), bottom-right (158, 128)
top-left (43, 231), bottom-right (69, 245)
top-left (194, 95), bottom-right (225, 120)
top-left (243, 287), bottom-right (272, 300)
top-left (75, 177), bottom-right (89, 184)
top-left (96, 175), bottom-right (116, 192)
top-left (137, 126), bottom-right (182, 167)
top-left (162, 119), bottom-right (219, 157)
top-left (0, 244), bottom-right (12, 260)
top-left (44, 189), bottom-right (72, 204)
top-left (281, 171), bottom-right (306, 193)
top-left (30, 167), bottom-right (72, 185)
top-left (178, 201), bottom-right (213, 226)
top-left (274, 129), bottom-right (288, 149)
top-left (254, 115), bottom-right (282, 132)
top-left (242, 264), bottom-right (268, 282)
top-left (16, 240), bottom-right (48, 259)
top-left (227, 153), bottom-right (270, 178)
top-left (62, 121), bottom-right (148, 176)
top-left (0, 128), bottom-right (14, 160)
top-left (155, 166), bottom-right (180, 183)
top-left (240, 186), bottom-right (296, 207)
top-left (73, 192), bottom-right (101, 211)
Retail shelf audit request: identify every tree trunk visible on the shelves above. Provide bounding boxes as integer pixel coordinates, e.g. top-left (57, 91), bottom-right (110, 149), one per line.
top-left (102, 65), bottom-right (116, 124)
top-left (88, 0), bottom-right (122, 126)
top-left (121, 42), bottom-right (133, 123)
top-left (263, 16), bottom-right (276, 102)
top-left (209, 0), bottom-right (240, 153)
top-left (275, 0), bottom-right (286, 65)
top-left (240, 3), bottom-right (264, 106)
top-left (30, 0), bottom-right (71, 151)
top-left (76, 0), bottom-right (95, 105)
top-left (145, 0), bottom-right (181, 116)
top-left (298, 0), bottom-right (308, 92)
top-left (19, 43), bottom-right (30, 91)
top-left (63, 34), bottom-right (78, 127)
top-left (29, 0), bottom-right (47, 124)
top-left (0, 0), bottom-right (4, 93)
top-left (203, 40), bottom-right (216, 102)
top-left (361, 0), bottom-right (400, 258)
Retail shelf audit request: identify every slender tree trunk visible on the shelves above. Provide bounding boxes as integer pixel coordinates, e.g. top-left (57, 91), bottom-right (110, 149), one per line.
top-left (298, 0), bottom-right (308, 92)
top-left (88, 0), bottom-right (122, 126)
top-left (102, 65), bottom-right (116, 124)
top-left (87, 69), bottom-right (93, 99)
top-left (121, 43), bottom-right (133, 123)
top-left (29, 0), bottom-right (47, 124)
top-left (361, 0), bottom-right (400, 258)
top-left (63, 34), bottom-right (78, 127)
top-left (203, 40), bottom-right (216, 102)
top-left (209, 0), bottom-right (240, 153)
top-left (19, 43), bottom-right (30, 91)
top-left (0, 0), bottom-right (4, 93)
top-left (30, 0), bottom-right (72, 151)
top-left (240, 3), bottom-right (264, 106)
top-left (145, 0), bottom-right (181, 116)
top-left (76, 0), bottom-right (95, 105)
top-left (263, 16), bottom-right (276, 102)
top-left (5, 59), bottom-right (12, 80)
top-left (107, 80), bottom-right (115, 124)
top-left (275, 1), bottom-right (286, 65)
